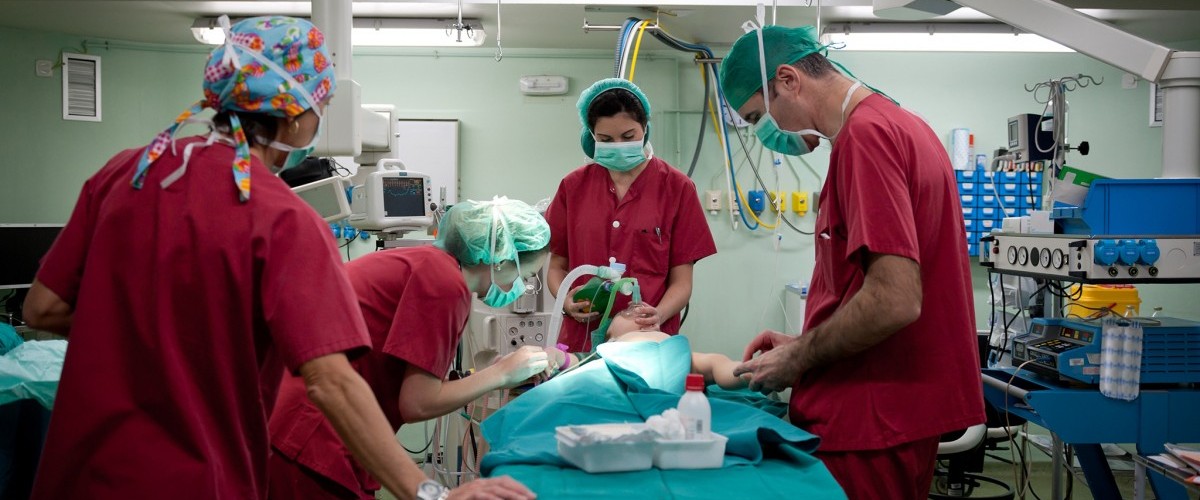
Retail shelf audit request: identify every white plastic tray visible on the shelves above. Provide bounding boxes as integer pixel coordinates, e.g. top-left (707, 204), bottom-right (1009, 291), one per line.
top-left (653, 432), bottom-right (728, 470)
top-left (557, 427), bottom-right (654, 473)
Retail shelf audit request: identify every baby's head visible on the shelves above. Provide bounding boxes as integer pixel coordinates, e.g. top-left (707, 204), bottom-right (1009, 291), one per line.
top-left (605, 303), bottom-right (660, 341)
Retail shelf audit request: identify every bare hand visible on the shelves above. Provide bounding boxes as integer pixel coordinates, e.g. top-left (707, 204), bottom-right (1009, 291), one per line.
top-left (741, 330), bottom-right (794, 361)
top-left (630, 304), bottom-right (662, 329)
top-left (564, 285), bottom-right (600, 323)
top-left (494, 346), bottom-right (549, 387)
top-left (447, 476), bottom-right (536, 499)
top-left (734, 331), bottom-right (804, 393)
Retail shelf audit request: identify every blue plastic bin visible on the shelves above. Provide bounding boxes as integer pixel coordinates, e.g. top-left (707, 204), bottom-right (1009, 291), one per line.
top-left (1020, 183), bottom-right (1043, 196)
top-left (978, 207), bottom-right (998, 220)
top-left (959, 194), bottom-right (978, 207)
top-left (978, 219), bottom-right (999, 232)
top-left (956, 170), bottom-right (979, 182)
top-left (1051, 179), bottom-right (1200, 236)
top-left (961, 206), bottom-right (977, 219)
top-left (979, 194), bottom-right (998, 209)
top-left (997, 171), bottom-right (1021, 183)
top-left (997, 183), bottom-right (1020, 196)
top-left (958, 182), bottom-right (979, 195)
top-left (967, 243), bottom-right (979, 257)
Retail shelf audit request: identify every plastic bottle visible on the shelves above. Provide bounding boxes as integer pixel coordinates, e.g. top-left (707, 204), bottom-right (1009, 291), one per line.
top-left (677, 374), bottom-right (711, 440)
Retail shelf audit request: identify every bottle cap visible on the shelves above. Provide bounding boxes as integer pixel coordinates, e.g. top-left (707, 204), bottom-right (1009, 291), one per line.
top-left (685, 373), bottom-right (705, 392)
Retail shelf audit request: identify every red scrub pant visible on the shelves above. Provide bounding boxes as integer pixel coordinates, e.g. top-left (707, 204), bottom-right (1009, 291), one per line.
top-left (815, 436), bottom-right (941, 500)
top-left (267, 450), bottom-right (373, 500)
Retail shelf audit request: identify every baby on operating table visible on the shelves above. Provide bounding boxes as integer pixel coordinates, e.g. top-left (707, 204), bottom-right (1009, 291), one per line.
top-left (549, 304), bottom-right (750, 390)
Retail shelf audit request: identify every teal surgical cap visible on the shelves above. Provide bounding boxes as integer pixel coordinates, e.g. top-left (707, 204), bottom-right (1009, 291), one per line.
top-left (576, 78), bottom-right (652, 159)
top-left (720, 25), bottom-right (829, 112)
top-left (435, 197), bottom-right (551, 266)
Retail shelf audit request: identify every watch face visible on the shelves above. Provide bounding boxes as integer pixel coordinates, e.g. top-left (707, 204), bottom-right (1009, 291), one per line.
top-left (417, 481), bottom-right (448, 500)
top-left (1052, 249), bottom-right (1066, 269)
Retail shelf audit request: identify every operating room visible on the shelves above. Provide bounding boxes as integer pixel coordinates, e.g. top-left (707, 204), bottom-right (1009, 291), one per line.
top-left (2, 1), bottom-right (1200, 499)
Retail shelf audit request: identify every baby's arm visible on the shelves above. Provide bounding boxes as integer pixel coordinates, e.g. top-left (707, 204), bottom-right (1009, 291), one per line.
top-left (691, 352), bottom-right (749, 390)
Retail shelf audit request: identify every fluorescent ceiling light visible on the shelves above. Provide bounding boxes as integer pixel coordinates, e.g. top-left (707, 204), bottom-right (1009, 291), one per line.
top-left (353, 18), bottom-right (486, 47)
top-left (190, 17), bottom-right (486, 47)
top-left (821, 23), bottom-right (1073, 53)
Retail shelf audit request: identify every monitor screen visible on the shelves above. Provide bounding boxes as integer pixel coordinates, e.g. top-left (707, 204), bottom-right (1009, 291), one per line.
top-left (1008, 119), bottom-right (1019, 148)
top-left (0, 225), bottom-right (64, 289)
top-left (382, 177), bottom-right (426, 217)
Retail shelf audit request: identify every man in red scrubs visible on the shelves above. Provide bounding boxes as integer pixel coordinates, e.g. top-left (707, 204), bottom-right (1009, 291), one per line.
top-left (21, 16), bottom-right (532, 500)
top-left (269, 198), bottom-right (554, 499)
top-left (547, 78), bottom-right (717, 353)
top-left (721, 24), bottom-right (985, 499)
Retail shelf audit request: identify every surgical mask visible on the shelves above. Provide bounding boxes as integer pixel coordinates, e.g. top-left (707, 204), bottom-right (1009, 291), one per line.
top-left (480, 208), bottom-right (527, 309)
top-left (268, 111), bottom-right (324, 172)
top-left (592, 138), bottom-right (647, 172)
top-left (482, 272), bottom-right (526, 308)
top-left (749, 19), bottom-right (860, 157)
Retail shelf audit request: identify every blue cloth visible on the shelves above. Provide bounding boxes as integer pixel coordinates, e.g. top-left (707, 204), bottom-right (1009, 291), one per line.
top-left (0, 340), bottom-right (67, 410)
top-left (481, 336), bottom-right (845, 499)
top-left (0, 324), bottom-right (22, 356)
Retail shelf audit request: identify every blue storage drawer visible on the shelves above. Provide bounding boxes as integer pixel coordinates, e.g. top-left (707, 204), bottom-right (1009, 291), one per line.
top-left (957, 182), bottom-right (979, 195)
top-left (978, 194), bottom-right (998, 208)
top-left (996, 171), bottom-right (1021, 183)
top-left (956, 170), bottom-right (980, 182)
top-left (1020, 183), bottom-right (1043, 196)
top-left (978, 206), bottom-right (998, 220)
top-left (967, 243), bottom-right (979, 257)
top-left (977, 219), bottom-right (999, 232)
top-left (959, 193), bottom-right (979, 207)
top-left (961, 206), bottom-right (977, 219)
top-left (996, 183), bottom-right (1020, 196)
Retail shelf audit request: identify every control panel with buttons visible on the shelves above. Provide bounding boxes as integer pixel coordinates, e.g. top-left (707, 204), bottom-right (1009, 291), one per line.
top-left (491, 313), bottom-right (554, 355)
top-left (983, 233), bottom-right (1200, 283)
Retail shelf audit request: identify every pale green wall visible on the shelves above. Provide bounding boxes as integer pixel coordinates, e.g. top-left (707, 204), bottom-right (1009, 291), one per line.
top-left (1, 25), bottom-right (1196, 360)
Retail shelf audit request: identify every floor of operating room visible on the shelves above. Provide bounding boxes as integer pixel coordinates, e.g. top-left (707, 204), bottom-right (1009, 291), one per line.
top-left (377, 427), bottom-right (1152, 500)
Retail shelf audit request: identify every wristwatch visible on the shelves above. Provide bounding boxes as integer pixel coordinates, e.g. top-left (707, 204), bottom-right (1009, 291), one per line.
top-left (416, 479), bottom-right (450, 500)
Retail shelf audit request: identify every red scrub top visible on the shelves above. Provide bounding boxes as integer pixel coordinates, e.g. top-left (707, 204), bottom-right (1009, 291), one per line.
top-left (793, 94), bottom-right (985, 451)
top-left (30, 137), bottom-right (371, 499)
top-left (546, 157), bottom-right (717, 352)
top-left (269, 246), bottom-right (471, 495)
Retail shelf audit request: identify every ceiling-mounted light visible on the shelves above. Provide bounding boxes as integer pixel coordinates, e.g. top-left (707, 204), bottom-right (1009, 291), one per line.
top-left (190, 17), bottom-right (487, 47)
top-left (822, 23), bottom-right (1073, 53)
top-left (191, 17), bottom-right (226, 45)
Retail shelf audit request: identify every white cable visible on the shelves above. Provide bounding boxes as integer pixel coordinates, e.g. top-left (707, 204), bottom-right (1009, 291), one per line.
top-left (494, 0), bottom-right (503, 61)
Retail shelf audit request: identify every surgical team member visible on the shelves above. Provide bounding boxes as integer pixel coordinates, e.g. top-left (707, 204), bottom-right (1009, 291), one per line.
top-left (546, 78), bottom-right (717, 352)
top-left (21, 16), bottom-right (530, 500)
top-left (269, 198), bottom-right (553, 499)
top-left (721, 25), bottom-right (984, 499)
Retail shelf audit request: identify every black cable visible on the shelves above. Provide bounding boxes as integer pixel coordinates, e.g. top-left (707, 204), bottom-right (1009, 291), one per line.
top-left (779, 214), bottom-right (814, 235)
top-left (685, 61), bottom-right (710, 179)
top-left (679, 302), bottom-right (689, 327)
top-left (402, 427), bottom-right (435, 455)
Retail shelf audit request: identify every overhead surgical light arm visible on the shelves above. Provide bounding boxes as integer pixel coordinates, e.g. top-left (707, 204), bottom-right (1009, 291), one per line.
top-left (952, 0), bottom-right (1200, 178)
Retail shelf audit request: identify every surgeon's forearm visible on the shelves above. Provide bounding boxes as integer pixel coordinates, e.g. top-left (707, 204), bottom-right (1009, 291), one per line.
top-left (22, 280), bottom-right (74, 336)
top-left (398, 366), bottom-right (507, 423)
top-left (794, 254), bottom-right (922, 371)
top-left (302, 354), bottom-right (426, 500)
top-left (548, 254), bottom-right (569, 299)
top-left (656, 264), bottom-right (694, 321)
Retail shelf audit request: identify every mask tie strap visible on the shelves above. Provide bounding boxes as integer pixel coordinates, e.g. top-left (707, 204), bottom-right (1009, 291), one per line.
top-left (161, 129), bottom-right (220, 189)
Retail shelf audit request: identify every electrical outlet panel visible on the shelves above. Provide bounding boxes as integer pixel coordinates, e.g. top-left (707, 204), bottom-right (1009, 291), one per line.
top-left (704, 190), bottom-right (722, 212)
top-left (792, 191), bottom-right (809, 216)
top-left (768, 191), bottom-right (787, 212)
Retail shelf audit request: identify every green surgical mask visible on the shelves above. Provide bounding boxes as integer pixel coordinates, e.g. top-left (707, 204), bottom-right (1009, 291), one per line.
top-left (593, 139), bottom-right (647, 172)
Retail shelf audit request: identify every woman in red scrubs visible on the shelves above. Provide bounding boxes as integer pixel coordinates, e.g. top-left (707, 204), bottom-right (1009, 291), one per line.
top-left (21, 16), bottom-right (532, 500)
top-left (546, 78), bottom-right (717, 352)
top-left (268, 197), bottom-right (553, 499)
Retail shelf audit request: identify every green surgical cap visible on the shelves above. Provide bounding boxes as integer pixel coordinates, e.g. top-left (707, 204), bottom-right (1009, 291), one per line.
top-left (720, 25), bottom-right (826, 112)
top-left (434, 197), bottom-right (551, 266)
top-left (576, 78), bottom-right (652, 158)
